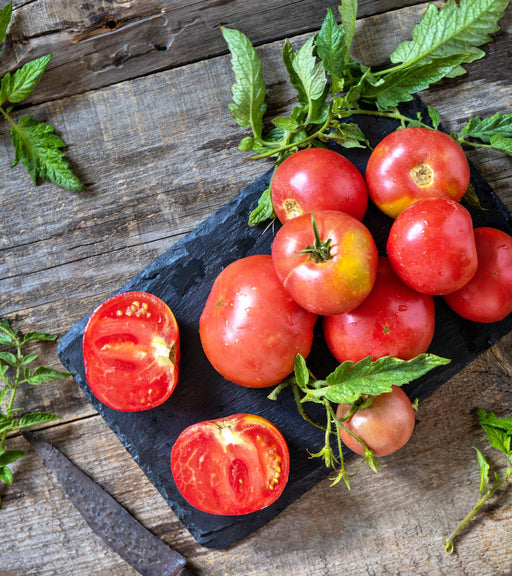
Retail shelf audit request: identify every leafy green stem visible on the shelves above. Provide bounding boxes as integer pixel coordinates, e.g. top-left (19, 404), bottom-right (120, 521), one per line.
top-left (445, 466), bottom-right (512, 554)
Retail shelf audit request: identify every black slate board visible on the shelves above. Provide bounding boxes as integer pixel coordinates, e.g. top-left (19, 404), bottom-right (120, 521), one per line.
top-left (58, 97), bottom-right (512, 549)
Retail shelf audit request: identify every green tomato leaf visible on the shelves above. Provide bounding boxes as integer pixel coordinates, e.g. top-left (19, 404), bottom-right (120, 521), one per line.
top-left (26, 365), bottom-right (71, 385)
top-left (248, 185), bottom-right (275, 226)
top-left (22, 331), bottom-right (58, 344)
top-left (0, 319), bottom-right (16, 345)
top-left (339, 0), bottom-right (358, 59)
top-left (17, 412), bottom-right (60, 428)
top-left (0, 351), bottom-right (17, 366)
top-left (2, 55), bottom-right (52, 104)
top-left (292, 36), bottom-right (327, 105)
top-left (328, 121), bottom-right (368, 148)
top-left (10, 115), bottom-right (85, 191)
top-left (477, 409), bottom-right (512, 437)
top-left (294, 354), bottom-right (310, 389)
top-left (364, 54), bottom-right (467, 110)
top-left (315, 8), bottom-right (346, 78)
top-left (489, 134), bottom-right (512, 156)
top-left (389, 0), bottom-right (509, 73)
top-left (0, 465), bottom-right (14, 485)
top-left (0, 448), bottom-right (26, 467)
top-left (0, 1), bottom-right (12, 47)
top-left (474, 447), bottom-right (490, 494)
top-left (461, 112), bottom-right (512, 143)
top-left (221, 26), bottom-right (267, 139)
top-left (303, 354), bottom-right (451, 404)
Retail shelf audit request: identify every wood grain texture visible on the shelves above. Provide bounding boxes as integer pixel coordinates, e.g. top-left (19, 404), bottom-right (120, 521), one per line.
top-left (1, 1), bottom-right (512, 574)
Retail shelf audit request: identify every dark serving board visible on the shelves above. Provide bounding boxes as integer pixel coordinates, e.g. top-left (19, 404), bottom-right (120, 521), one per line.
top-left (58, 97), bottom-right (512, 549)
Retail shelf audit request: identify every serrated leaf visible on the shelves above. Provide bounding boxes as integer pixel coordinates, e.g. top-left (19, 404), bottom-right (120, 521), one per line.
top-left (26, 365), bottom-right (71, 385)
top-left (316, 8), bottom-right (346, 78)
top-left (0, 2), bottom-right (12, 47)
top-left (329, 121), bottom-right (368, 148)
top-left (238, 135), bottom-right (255, 152)
top-left (17, 412), bottom-right (59, 428)
top-left (0, 448), bottom-right (26, 467)
top-left (304, 354), bottom-right (450, 404)
top-left (21, 353), bottom-right (38, 365)
top-left (0, 465), bottom-right (14, 485)
top-left (22, 331), bottom-right (58, 344)
top-left (461, 112), bottom-right (512, 143)
top-left (474, 447), bottom-right (490, 494)
top-left (389, 0), bottom-right (509, 73)
top-left (339, 0), bottom-right (358, 57)
top-left (10, 115), bottom-right (85, 191)
top-left (3, 55), bottom-right (52, 104)
top-left (477, 409), bottom-right (512, 436)
top-left (0, 351), bottom-right (17, 366)
top-left (272, 116), bottom-right (300, 131)
top-left (490, 134), bottom-right (512, 156)
top-left (428, 106), bottom-right (441, 129)
top-left (221, 26), bottom-right (267, 139)
top-left (248, 185), bottom-right (275, 226)
top-left (365, 54), bottom-right (467, 110)
top-left (293, 36), bottom-right (328, 105)
top-left (294, 354), bottom-right (310, 389)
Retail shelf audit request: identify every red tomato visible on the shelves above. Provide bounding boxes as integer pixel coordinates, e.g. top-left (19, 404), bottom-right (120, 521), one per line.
top-left (199, 254), bottom-right (317, 388)
top-left (83, 291), bottom-right (180, 411)
top-left (271, 147), bottom-right (368, 223)
top-left (443, 227), bottom-right (512, 323)
top-left (336, 386), bottom-right (415, 457)
top-left (271, 210), bottom-right (378, 315)
top-left (323, 256), bottom-right (435, 363)
top-left (365, 127), bottom-right (470, 218)
top-left (386, 197), bottom-right (478, 295)
top-left (171, 413), bottom-right (290, 515)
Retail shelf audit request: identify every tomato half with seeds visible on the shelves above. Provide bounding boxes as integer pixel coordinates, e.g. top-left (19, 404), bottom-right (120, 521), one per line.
top-left (443, 227), bottom-right (512, 323)
top-left (365, 127), bottom-right (470, 218)
top-left (199, 254), bottom-right (317, 388)
top-left (271, 147), bottom-right (368, 223)
top-left (323, 256), bottom-right (436, 363)
top-left (271, 210), bottom-right (378, 315)
top-left (171, 413), bottom-right (290, 515)
top-left (83, 291), bottom-right (180, 411)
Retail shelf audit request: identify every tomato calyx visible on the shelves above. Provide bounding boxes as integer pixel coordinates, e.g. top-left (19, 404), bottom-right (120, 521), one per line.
top-left (299, 213), bottom-right (333, 263)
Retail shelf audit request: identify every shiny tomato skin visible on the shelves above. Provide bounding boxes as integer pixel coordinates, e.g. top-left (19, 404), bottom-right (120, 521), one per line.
top-left (336, 386), bottom-right (415, 457)
top-left (271, 210), bottom-right (378, 315)
top-left (171, 413), bottom-right (290, 515)
top-left (271, 147), bottom-right (368, 223)
top-left (199, 255), bottom-right (317, 388)
top-left (386, 197), bottom-right (478, 295)
top-left (83, 291), bottom-right (180, 411)
top-left (323, 256), bottom-right (435, 363)
top-left (443, 227), bottom-right (512, 323)
top-left (365, 127), bottom-right (470, 218)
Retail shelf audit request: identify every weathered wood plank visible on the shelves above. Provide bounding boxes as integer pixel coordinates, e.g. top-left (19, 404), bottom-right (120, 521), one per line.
top-left (1, 0), bottom-right (427, 104)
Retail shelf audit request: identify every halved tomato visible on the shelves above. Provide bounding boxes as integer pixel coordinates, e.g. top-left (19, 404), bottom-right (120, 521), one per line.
top-left (83, 291), bottom-right (180, 411)
top-left (171, 413), bottom-right (290, 515)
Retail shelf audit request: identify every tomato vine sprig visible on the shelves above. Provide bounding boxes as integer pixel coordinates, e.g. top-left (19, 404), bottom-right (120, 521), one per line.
top-left (445, 409), bottom-right (512, 554)
top-left (269, 352), bottom-right (450, 488)
top-left (0, 318), bottom-right (70, 506)
top-left (221, 0), bottom-right (512, 225)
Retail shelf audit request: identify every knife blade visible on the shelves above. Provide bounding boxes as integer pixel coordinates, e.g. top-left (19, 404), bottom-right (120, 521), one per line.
top-left (23, 431), bottom-right (198, 576)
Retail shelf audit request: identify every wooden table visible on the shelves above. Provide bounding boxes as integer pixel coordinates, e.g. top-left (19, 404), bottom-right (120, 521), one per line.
top-left (1, 1), bottom-right (512, 574)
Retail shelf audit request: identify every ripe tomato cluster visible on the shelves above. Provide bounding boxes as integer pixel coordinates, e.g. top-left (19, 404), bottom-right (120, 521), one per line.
top-left (82, 127), bottom-right (512, 517)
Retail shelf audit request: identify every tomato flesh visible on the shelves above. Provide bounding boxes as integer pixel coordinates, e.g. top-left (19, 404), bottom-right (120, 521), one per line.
top-left (336, 386), bottom-right (415, 457)
top-left (365, 127), bottom-right (470, 218)
top-left (271, 147), bottom-right (368, 223)
top-left (323, 256), bottom-right (435, 363)
top-left (171, 414), bottom-right (290, 515)
top-left (83, 291), bottom-right (180, 411)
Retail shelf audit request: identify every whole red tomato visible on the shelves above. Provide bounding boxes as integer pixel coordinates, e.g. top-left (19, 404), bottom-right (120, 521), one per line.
top-left (171, 413), bottom-right (290, 515)
top-left (199, 254), bottom-right (317, 388)
top-left (443, 227), bottom-right (512, 323)
top-left (365, 127), bottom-right (470, 218)
top-left (271, 210), bottom-right (378, 315)
top-left (271, 147), bottom-right (368, 223)
top-left (83, 291), bottom-right (180, 411)
top-left (336, 386), bottom-right (415, 457)
top-left (386, 197), bottom-right (478, 295)
top-left (323, 256), bottom-right (435, 363)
